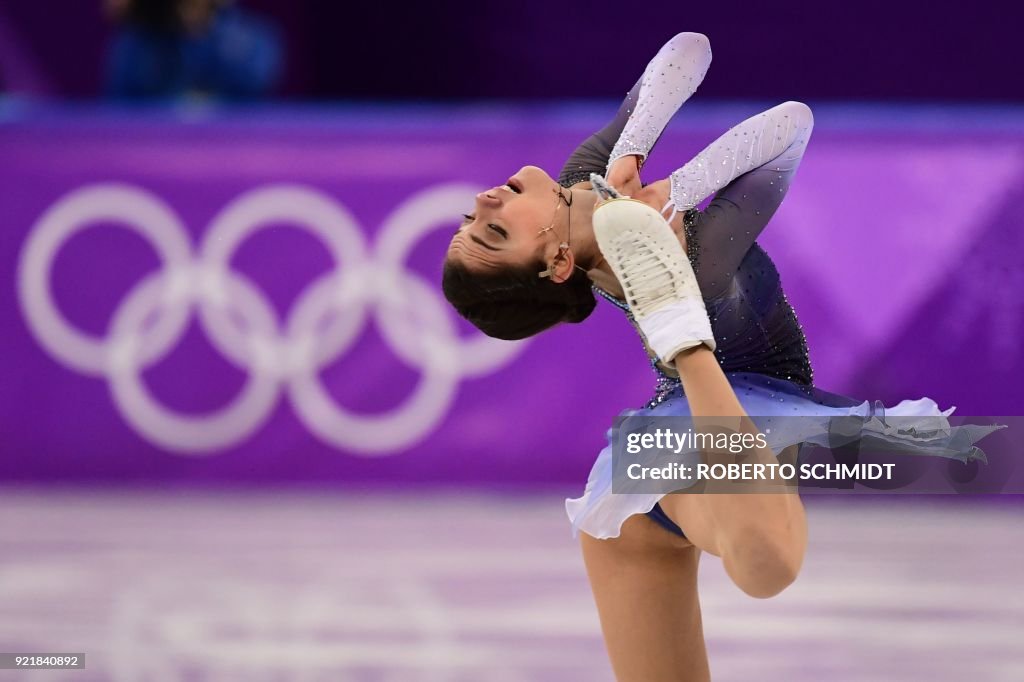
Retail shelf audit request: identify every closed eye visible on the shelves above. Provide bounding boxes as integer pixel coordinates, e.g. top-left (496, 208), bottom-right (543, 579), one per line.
top-left (459, 213), bottom-right (506, 241)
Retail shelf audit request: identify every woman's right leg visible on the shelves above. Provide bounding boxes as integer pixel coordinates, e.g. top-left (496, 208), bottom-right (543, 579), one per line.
top-left (660, 346), bottom-right (807, 599)
top-left (580, 513), bottom-right (710, 682)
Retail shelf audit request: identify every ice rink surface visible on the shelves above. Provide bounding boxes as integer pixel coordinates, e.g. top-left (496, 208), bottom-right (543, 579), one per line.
top-left (0, 490), bottom-right (1021, 681)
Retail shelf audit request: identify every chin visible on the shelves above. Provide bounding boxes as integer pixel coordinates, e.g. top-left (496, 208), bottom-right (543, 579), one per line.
top-left (516, 165), bottom-right (554, 192)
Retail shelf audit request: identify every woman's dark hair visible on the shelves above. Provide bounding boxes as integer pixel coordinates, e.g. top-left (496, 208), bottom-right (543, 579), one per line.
top-left (442, 258), bottom-right (596, 340)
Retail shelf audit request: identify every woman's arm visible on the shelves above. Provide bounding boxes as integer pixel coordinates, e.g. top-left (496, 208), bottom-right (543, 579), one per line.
top-left (605, 32), bottom-right (712, 175)
top-left (637, 101), bottom-right (814, 298)
top-left (558, 76), bottom-right (644, 191)
top-left (558, 32), bottom-right (712, 193)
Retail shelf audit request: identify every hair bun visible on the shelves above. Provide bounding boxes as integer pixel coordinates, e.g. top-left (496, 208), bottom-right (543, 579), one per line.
top-left (443, 259), bottom-right (596, 339)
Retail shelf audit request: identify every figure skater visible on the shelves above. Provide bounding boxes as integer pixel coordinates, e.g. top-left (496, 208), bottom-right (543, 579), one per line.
top-left (582, 187), bottom-right (806, 680)
top-left (442, 32), bottom-right (1000, 680)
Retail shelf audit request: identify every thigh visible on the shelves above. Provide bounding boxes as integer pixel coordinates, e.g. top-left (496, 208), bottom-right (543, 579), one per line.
top-left (658, 444), bottom-right (803, 558)
top-left (580, 513), bottom-right (710, 682)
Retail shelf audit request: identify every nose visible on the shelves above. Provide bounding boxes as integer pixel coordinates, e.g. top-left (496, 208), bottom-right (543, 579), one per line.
top-left (476, 191), bottom-right (502, 209)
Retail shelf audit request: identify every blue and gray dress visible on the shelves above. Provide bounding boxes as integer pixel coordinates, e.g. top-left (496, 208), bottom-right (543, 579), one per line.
top-left (559, 79), bottom-right (1001, 539)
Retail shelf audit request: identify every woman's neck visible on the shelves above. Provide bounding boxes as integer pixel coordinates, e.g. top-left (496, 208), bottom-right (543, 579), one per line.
top-left (569, 188), bottom-right (687, 284)
top-left (565, 188), bottom-right (604, 270)
top-left (566, 188), bottom-right (622, 297)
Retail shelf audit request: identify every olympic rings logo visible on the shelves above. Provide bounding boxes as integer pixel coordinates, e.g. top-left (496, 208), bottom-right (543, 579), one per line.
top-left (17, 183), bottom-right (525, 455)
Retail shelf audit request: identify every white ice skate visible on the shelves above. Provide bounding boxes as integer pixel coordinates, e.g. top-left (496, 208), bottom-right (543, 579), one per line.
top-left (591, 196), bottom-right (716, 363)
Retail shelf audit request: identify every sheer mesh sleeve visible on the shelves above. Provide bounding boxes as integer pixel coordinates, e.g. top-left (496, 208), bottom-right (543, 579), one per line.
top-left (605, 33), bottom-right (711, 173)
top-left (558, 32), bottom-right (712, 187)
top-left (672, 101), bottom-right (814, 299)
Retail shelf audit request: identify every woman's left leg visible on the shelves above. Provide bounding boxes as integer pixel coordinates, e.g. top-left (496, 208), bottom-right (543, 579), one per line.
top-left (580, 513), bottom-right (710, 682)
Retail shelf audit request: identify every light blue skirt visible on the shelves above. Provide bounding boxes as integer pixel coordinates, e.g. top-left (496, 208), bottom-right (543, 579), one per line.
top-left (565, 373), bottom-right (1002, 539)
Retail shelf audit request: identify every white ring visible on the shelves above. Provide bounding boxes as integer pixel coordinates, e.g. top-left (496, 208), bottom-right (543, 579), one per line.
top-left (18, 184), bottom-right (193, 375)
top-left (107, 271), bottom-right (281, 453)
top-left (18, 182), bottom-right (528, 455)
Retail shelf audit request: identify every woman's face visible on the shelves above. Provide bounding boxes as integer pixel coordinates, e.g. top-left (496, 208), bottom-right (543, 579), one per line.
top-left (446, 165), bottom-right (563, 272)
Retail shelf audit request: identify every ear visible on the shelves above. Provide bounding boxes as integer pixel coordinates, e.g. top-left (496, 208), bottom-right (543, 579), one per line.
top-left (550, 247), bottom-right (576, 284)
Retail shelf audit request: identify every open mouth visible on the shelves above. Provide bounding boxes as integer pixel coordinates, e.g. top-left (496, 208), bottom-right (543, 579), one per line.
top-left (504, 177), bottom-right (523, 194)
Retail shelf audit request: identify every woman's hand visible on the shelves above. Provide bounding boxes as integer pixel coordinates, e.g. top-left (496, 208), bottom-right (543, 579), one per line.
top-left (632, 177), bottom-right (686, 234)
top-left (605, 155), bottom-right (642, 197)
top-left (606, 159), bottom-right (677, 224)
top-left (631, 177), bottom-right (671, 212)
top-left (631, 177), bottom-right (668, 208)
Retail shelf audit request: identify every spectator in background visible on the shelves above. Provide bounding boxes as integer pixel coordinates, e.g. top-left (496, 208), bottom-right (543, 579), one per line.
top-left (105, 0), bottom-right (282, 101)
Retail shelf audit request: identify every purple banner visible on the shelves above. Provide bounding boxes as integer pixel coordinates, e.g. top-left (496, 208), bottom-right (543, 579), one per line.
top-left (2, 105), bottom-right (1022, 484)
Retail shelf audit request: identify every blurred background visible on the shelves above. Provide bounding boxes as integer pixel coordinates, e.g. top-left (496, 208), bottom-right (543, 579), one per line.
top-left (1, 1), bottom-right (1022, 680)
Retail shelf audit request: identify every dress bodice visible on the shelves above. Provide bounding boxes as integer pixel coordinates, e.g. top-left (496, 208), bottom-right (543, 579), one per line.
top-left (593, 215), bottom-right (813, 409)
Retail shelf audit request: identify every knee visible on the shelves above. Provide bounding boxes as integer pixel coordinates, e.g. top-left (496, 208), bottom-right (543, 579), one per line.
top-left (728, 532), bottom-right (802, 599)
